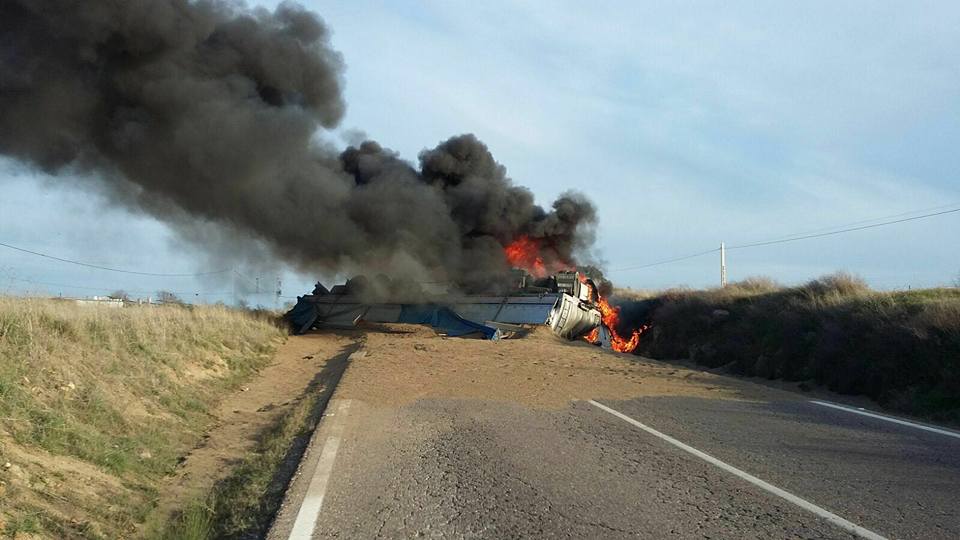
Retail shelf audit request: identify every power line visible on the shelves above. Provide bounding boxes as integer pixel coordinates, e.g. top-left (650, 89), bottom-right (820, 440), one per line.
top-left (609, 248), bottom-right (720, 272)
top-left (0, 240), bottom-right (231, 277)
top-left (730, 202), bottom-right (960, 247)
top-left (233, 269), bottom-right (258, 286)
top-left (609, 204), bottom-right (960, 273)
top-left (728, 207), bottom-right (960, 250)
top-left (6, 201), bottom-right (957, 283)
top-left (3, 275), bottom-right (232, 297)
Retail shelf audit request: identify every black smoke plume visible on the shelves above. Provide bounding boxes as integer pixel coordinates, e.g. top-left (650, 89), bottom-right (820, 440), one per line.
top-left (0, 0), bottom-right (597, 290)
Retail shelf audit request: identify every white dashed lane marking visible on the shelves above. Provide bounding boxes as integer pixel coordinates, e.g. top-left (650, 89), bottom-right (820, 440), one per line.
top-left (809, 400), bottom-right (960, 440)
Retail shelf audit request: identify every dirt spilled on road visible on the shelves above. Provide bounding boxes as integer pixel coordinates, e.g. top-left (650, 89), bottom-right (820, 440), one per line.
top-left (335, 325), bottom-right (776, 409)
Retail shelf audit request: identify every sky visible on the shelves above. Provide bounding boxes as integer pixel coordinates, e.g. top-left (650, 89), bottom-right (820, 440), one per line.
top-left (2, 0), bottom-right (959, 303)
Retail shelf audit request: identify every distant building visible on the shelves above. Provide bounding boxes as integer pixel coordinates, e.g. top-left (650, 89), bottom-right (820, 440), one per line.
top-left (74, 296), bottom-right (124, 308)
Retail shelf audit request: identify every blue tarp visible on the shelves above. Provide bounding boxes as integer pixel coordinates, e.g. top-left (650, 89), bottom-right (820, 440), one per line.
top-left (397, 304), bottom-right (497, 339)
top-left (286, 296), bottom-right (320, 334)
top-left (285, 297), bottom-right (497, 339)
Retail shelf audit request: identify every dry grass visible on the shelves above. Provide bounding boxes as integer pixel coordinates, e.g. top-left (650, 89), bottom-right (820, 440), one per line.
top-left (0, 297), bottom-right (285, 539)
top-left (611, 287), bottom-right (659, 301)
top-left (635, 273), bottom-right (960, 421)
top-left (154, 369), bottom-right (336, 540)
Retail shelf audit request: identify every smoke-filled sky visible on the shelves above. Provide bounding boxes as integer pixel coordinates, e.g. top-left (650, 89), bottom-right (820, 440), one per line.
top-left (2, 1), bottom-right (959, 303)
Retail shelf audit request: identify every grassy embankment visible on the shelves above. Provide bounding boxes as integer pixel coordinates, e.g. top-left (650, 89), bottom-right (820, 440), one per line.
top-left (622, 274), bottom-right (960, 421)
top-left (0, 298), bottom-right (286, 538)
top-left (153, 368), bottom-right (340, 540)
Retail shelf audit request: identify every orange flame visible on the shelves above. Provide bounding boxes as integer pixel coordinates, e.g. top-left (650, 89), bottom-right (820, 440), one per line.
top-left (579, 274), bottom-right (648, 353)
top-left (504, 235), bottom-right (547, 277)
top-left (584, 326), bottom-right (600, 343)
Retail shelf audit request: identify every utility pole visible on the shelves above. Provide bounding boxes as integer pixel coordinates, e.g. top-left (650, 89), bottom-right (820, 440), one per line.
top-left (720, 242), bottom-right (728, 287)
top-left (276, 277), bottom-right (282, 308)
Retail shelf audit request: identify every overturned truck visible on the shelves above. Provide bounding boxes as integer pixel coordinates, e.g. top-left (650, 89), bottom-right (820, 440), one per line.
top-left (285, 271), bottom-right (603, 342)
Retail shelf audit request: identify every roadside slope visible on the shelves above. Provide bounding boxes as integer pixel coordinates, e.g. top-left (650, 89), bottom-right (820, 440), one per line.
top-left (151, 332), bottom-right (359, 540)
top-left (0, 298), bottom-right (283, 538)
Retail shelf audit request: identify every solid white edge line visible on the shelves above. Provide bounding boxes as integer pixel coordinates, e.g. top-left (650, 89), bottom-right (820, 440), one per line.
top-left (288, 400), bottom-right (351, 540)
top-left (809, 400), bottom-right (960, 440)
top-left (587, 399), bottom-right (887, 540)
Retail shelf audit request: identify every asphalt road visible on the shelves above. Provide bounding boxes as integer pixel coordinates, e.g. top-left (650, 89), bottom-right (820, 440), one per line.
top-left (268, 395), bottom-right (960, 539)
top-left (267, 332), bottom-right (960, 540)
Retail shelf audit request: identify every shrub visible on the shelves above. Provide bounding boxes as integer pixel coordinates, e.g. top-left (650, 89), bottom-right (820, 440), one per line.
top-left (635, 274), bottom-right (960, 421)
top-left (728, 276), bottom-right (782, 294)
top-left (800, 271), bottom-right (869, 298)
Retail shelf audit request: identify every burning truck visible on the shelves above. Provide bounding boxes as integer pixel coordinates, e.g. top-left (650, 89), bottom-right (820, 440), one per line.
top-left (285, 268), bottom-right (646, 353)
top-left (3, 0), bottom-right (635, 348)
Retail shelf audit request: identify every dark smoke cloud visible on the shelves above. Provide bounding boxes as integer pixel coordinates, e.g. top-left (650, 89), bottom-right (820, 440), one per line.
top-left (0, 0), bottom-right (597, 289)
